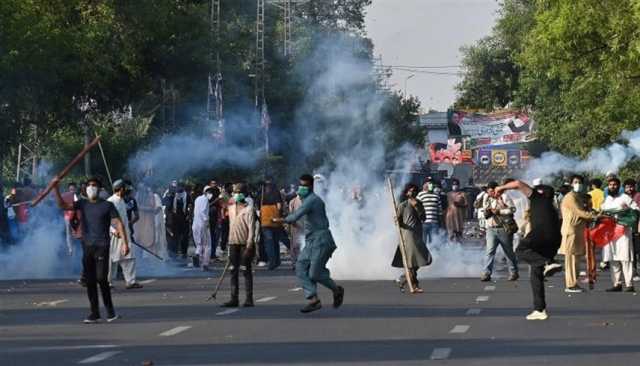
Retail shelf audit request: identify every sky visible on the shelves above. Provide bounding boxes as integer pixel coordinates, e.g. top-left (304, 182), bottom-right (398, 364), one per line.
top-left (365, 0), bottom-right (500, 111)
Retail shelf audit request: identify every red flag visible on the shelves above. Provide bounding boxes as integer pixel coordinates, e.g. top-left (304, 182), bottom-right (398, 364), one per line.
top-left (588, 217), bottom-right (626, 248)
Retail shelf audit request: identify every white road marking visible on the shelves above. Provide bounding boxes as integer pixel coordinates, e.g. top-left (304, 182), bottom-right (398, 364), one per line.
top-left (139, 279), bottom-right (157, 284)
top-left (449, 325), bottom-right (470, 334)
top-left (430, 347), bottom-right (452, 360)
top-left (256, 296), bottom-right (277, 303)
top-left (216, 309), bottom-right (240, 316)
top-left (159, 326), bottom-right (192, 337)
top-left (288, 287), bottom-right (303, 292)
top-left (35, 299), bottom-right (69, 307)
top-left (484, 285), bottom-right (496, 291)
top-left (466, 308), bottom-right (482, 315)
top-left (476, 295), bottom-right (490, 302)
top-left (78, 351), bottom-right (122, 364)
top-left (7, 345), bottom-right (118, 353)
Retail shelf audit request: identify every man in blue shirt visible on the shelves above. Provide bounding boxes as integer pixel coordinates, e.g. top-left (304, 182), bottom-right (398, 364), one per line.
top-left (273, 174), bottom-right (344, 313)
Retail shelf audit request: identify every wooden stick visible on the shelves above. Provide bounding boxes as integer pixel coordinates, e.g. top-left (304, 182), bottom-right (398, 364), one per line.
top-left (96, 136), bottom-right (113, 187)
top-left (31, 136), bottom-right (102, 207)
top-left (386, 175), bottom-right (416, 293)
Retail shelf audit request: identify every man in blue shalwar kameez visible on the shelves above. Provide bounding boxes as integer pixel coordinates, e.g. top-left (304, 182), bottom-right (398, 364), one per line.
top-left (273, 174), bottom-right (345, 313)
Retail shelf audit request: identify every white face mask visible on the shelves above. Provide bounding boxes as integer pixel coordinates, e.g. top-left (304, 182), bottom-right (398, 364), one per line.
top-left (206, 193), bottom-right (213, 200)
top-left (86, 186), bottom-right (99, 199)
top-left (572, 183), bottom-right (583, 193)
top-left (452, 185), bottom-right (459, 191)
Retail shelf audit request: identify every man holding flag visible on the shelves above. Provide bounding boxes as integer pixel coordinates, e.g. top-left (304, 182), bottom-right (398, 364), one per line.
top-left (600, 177), bottom-right (637, 292)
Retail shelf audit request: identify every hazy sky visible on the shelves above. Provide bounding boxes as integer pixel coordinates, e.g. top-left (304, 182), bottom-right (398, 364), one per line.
top-left (365, 0), bottom-right (500, 111)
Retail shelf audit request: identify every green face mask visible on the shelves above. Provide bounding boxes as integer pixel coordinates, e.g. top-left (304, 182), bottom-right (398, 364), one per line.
top-left (297, 186), bottom-right (311, 198)
top-left (233, 193), bottom-right (245, 202)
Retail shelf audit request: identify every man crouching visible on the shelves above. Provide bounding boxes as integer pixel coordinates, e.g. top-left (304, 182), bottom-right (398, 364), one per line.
top-left (222, 183), bottom-right (258, 307)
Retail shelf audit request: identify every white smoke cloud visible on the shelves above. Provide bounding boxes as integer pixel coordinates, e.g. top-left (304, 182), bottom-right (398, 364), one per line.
top-left (523, 129), bottom-right (640, 181)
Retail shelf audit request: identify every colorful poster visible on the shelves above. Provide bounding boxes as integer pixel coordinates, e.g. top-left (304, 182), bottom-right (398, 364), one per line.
top-left (478, 149), bottom-right (492, 167)
top-left (507, 150), bottom-right (521, 167)
top-left (492, 150), bottom-right (507, 167)
top-left (451, 110), bottom-right (536, 148)
top-left (429, 138), bottom-right (473, 165)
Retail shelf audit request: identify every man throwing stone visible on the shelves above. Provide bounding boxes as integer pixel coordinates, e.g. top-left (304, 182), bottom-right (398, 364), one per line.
top-left (273, 174), bottom-right (344, 313)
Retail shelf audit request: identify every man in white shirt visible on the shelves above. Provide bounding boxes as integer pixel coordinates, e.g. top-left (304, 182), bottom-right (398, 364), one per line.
top-left (601, 177), bottom-right (637, 292)
top-left (193, 186), bottom-right (214, 271)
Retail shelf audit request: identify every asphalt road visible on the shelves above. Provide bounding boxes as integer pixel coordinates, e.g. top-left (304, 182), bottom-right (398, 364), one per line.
top-left (1, 262), bottom-right (639, 366)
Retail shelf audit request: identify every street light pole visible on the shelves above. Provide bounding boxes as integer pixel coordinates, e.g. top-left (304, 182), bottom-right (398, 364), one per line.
top-left (404, 74), bottom-right (415, 97)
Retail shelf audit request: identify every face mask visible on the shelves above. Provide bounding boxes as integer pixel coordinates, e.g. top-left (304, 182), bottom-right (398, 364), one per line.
top-left (233, 193), bottom-right (245, 202)
top-left (206, 193), bottom-right (213, 200)
top-left (297, 186), bottom-right (310, 198)
top-left (452, 185), bottom-right (459, 191)
top-left (572, 183), bottom-right (583, 193)
top-left (427, 183), bottom-right (434, 192)
top-left (86, 186), bottom-right (99, 199)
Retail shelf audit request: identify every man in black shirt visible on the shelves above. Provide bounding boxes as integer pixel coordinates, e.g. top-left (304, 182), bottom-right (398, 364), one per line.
top-left (54, 177), bottom-right (129, 323)
top-left (496, 180), bottom-right (562, 321)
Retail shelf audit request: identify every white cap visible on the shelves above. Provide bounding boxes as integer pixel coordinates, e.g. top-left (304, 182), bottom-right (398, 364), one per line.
top-left (532, 178), bottom-right (542, 186)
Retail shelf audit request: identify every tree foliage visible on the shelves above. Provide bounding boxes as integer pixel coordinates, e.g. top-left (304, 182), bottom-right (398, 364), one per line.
top-left (1, 0), bottom-right (416, 184)
top-left (455, 0), bottom-right (640, 165)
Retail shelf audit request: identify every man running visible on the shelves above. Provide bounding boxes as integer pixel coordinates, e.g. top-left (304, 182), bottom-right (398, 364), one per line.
top-left (54, 177), bottom-right (129, 323)
top-left (495, 179), bottom-right (562, 320)
top-left (273, 174), bottom-right (344, 313)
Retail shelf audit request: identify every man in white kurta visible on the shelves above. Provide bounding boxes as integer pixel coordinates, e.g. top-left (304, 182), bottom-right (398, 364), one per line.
top-left (108, 180), bottom-right (141, 289)
top-left (601, 178), bottom-right (637, 291)
top-left (192, 186), bottom-right (213, 270)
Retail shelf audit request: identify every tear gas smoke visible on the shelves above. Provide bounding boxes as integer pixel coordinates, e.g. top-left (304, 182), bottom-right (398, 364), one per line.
top-left (523, 129), bottom-right (640, 181)
top-left (294, 35), bottom-right (484, 279)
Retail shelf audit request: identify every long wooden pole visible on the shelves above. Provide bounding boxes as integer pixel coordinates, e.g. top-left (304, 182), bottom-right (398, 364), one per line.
top-left (31, 136), bottom-right (102, 207)
top-left (386, 175), bottom-right (416, 293)
top-left (96, 136), bottom-right (113, 187)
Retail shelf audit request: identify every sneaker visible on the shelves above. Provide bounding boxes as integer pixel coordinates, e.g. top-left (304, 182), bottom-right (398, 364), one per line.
top-left (257, 261), bottom-right (267, 267)
top-left (526, 310), bottom-right (548, 320)
top-left (333, 286), bottom-right (345, 308)
top-left (222, 299), bottom-right (239, 308)
top-left (125, 283), bottom-right (143, 290)
top-left (106, 314), bottom-right (120, 322)
top-left (243, 299), bottom-right (255, 307)
top-left (480, 273), bottom-right (491, 282)
top-left (606, 284), bottom-right (623, 292)
top-left (633, 276), bottom-right (640, 282)
top-left (83, 314), bottom-right (100, 324)
top-left (544, 263), bottom-right (562, 277)
top-left (300, 300), bottom-right (322, 313)
top-left (508, 273), bottom-right (519, 281)
top-left (624, 286), bottom-right (635, 293)
top-left (564, 286), bottom-right (584, 293)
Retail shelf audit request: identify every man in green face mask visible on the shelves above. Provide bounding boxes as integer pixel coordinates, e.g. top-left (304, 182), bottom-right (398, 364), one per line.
top-left (272, 174), bottom-right (344, 313)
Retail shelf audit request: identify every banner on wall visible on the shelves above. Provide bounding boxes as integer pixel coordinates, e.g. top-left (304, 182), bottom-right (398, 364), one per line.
top-left (451, 110), bottom-right (536, 148)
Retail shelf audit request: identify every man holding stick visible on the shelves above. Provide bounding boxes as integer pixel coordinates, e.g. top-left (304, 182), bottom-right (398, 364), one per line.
top-left (273, 174), bottom-right (344, 313)
top-left (54, 176), bottom-right (129, 323)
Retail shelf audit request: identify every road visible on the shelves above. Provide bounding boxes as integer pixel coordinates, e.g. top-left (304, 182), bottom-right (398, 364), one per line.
top-left (1, 262), bottom-right (639, 365)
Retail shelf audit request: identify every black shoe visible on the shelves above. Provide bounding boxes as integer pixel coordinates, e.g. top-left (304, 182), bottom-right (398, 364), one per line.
top-left (333, 286), bottom-right (344, 308)
top-left (83, 314), bottom-right (100, 324)
top-left (480, 273), bottom-right (491, 282)
top-left (624, 286), bottom-right (635, 293)
top-left (300, 300), bottom-right (322, 313)
top-left (606, 285), bottom-right (623, 292)
top-left (193, 255), bottom-right (200, 268)
top-left (77, 278), bottom-right (87, 287)
top-left (508, 273), bottom-right (519, 281)
top-left (243, 299), bottom-right (254, 307)
top-left (222, 299), bottom-right (239, 308)
top-left (107, 314), bottom-right (120, 322)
